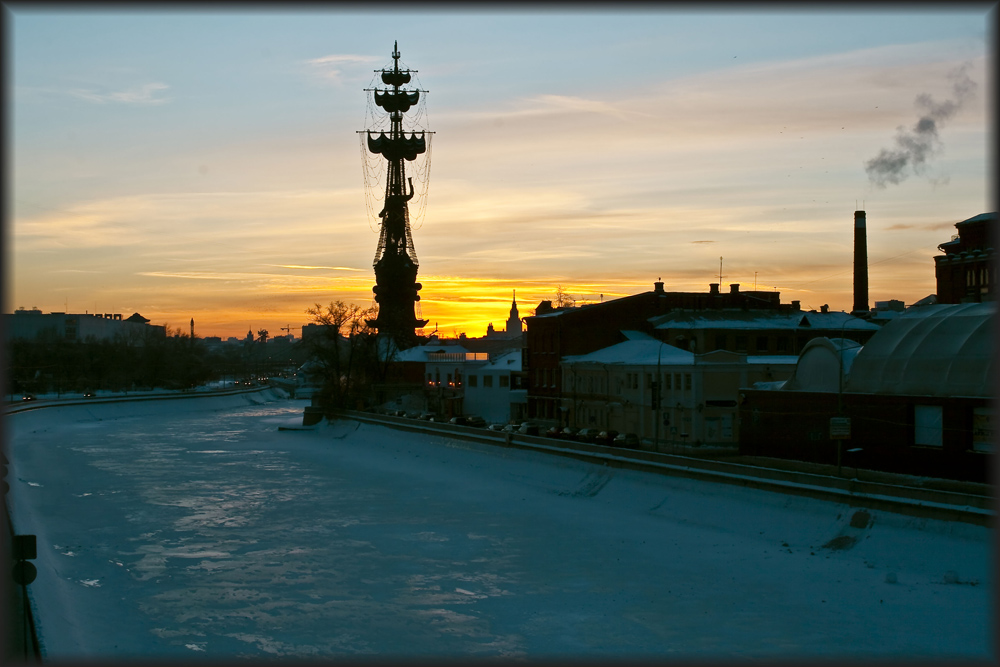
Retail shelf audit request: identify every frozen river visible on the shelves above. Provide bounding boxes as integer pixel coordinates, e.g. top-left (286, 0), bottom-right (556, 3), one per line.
top-left (5, 392), bottom-right (994, 660)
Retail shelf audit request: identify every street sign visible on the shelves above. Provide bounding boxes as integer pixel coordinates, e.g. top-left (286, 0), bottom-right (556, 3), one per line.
top-left (830, 417), bottom-right (851, 439)
top-left (13, 535), bottom-right (36, 561)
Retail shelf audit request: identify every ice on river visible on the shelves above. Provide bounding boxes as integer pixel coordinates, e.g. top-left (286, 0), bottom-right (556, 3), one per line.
top-left (5, 393), bottom-right (994, 660)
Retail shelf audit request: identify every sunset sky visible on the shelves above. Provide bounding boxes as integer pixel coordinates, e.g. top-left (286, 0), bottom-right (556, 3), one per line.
top-left (9, 8), bottom-right (994, 339)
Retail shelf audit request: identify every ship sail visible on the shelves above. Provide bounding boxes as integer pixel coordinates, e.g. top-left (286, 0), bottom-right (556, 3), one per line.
top-left (366, 131), bottom-right (426, 161)
top-left (374, 89), bottom-right (419, 113)
top-left (381, 70), bottom-right (411, 87)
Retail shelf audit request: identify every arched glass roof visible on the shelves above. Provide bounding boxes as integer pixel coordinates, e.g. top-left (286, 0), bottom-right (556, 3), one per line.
top-left (845, 303), bottom-right (994, 398)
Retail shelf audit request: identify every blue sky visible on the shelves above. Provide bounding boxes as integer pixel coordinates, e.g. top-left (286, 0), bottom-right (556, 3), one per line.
top-left (9, 7), bottom-right (993, 337)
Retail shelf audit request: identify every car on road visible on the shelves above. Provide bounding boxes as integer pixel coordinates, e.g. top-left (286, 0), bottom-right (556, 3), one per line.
top-left (596, 430), bottom-right (619, 447)
top-left (83, 391), bottom-right (96, 398)
top-left (517, 423), bottom-right (539, 436)
top-left (21, 394), bottom-right (36, 402)
top-left (613, 432), bottom-right (641, 448)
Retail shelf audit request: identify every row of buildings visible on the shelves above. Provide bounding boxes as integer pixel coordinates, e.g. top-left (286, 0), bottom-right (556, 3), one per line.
top-left (372, 211), bottom-right (993, 482)
top-left (4, 311), bottom-right (295, 349)
top-left (5, 310), bottom-right (166, 343)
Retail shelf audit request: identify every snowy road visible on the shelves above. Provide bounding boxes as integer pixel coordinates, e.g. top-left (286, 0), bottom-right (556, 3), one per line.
top-left (5, 394), bottom-right (994, 660)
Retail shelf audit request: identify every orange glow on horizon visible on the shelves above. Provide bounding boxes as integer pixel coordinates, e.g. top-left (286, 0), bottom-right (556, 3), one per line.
top-left (164, 255), bottom-right (937, 340)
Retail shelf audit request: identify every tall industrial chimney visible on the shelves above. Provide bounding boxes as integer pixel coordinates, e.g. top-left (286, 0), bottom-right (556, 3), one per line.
top-left (852, 210), bottom-right (869, 316)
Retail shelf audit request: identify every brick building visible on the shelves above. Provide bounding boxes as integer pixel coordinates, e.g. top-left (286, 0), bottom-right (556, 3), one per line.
top-left (934, 212), bottom-right (995, 304)
top-left (524, 280), bottom-right (801, 424)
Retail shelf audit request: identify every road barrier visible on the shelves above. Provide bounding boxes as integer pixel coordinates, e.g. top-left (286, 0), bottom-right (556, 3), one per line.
top-left (331, 410), bottom-right (994, 527)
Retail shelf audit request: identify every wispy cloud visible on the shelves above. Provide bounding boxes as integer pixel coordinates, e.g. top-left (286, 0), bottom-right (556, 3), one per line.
top-left (265, 264), bottom-right (364, 271)
top-left (885, 221), bottom-right (958, 231)
top-left (68, 82), bottom-right (170, 105)
top-left (304, 53), bottom-right (381, 83)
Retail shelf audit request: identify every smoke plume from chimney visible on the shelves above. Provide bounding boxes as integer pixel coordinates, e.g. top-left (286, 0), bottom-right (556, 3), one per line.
top-left (864, 63), bottom-right (976, 189)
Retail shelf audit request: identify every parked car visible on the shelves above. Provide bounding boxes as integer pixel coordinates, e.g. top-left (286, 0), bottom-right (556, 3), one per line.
top-left (418, 412), bottom-right (436, 421)
top-left (517, 423), bottom-right (540, 436)
top-left (501, 423), bottom-right (517, 433)
top-left (404, 411), bottom-right (421, 419)
top-left (560, 426), bottom-right (578, 440)
top-left (596, 430), bottom-right (620, 446)
top-left (449, 416), bottom-right (468, 426)
top-left (488, 423), bottom-right (506, 432)
top-left (613, 432), bottom-right (641, 448)
top-left (466, 416), bottom-right (487, 428)
top-left (576, 428), bottom-right (601, 443)
top-left (545, 426), bottom-right (563, 439)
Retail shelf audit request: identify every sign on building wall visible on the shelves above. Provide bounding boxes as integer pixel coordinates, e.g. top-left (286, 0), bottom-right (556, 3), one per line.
top-left (829, 416), bottom-right (851, 439)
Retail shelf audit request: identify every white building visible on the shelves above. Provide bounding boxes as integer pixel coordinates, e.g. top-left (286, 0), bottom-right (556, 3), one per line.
top-left (562, 331), bottom-right (797, 448)
top-left (462, 348), bottom-right (527, 424)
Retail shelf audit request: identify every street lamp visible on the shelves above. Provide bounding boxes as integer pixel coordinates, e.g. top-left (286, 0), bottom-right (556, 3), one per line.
top-left (834, 315), bottom-right (853, 475)
top-left (653, 339), bottom-right (666, 453)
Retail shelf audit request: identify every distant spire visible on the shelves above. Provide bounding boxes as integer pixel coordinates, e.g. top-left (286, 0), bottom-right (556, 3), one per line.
top-left (507, 289), bottom-right (523, 334)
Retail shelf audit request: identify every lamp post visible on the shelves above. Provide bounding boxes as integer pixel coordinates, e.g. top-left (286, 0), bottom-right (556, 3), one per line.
top-left (835, 316), bottom-right (851, 475)
top-left (654, 340), bottom-right (665, 453)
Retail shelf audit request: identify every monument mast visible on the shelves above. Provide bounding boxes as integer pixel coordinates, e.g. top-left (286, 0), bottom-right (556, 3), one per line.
top-left (361, 42), bottom-right (430, 347)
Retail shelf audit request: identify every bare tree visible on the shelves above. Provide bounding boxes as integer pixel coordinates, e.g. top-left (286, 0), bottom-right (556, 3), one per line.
top-left (555, 285), bottom-right (576, 308)
top-left (304, 301), bottom-right (377, 408)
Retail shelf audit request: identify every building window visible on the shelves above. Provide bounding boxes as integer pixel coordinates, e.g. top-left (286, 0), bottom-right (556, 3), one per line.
top-left (632, 373), bottom-right (638, 390)
top-left (500, 375), bottom-right (509, 388)
top-left (484, 375), bottom-right (493, 388)
top-left (776, 336), bottom-right (789, 352)
top-left (735, 335), bottom-right (747, 352)
top-left (715, 334), bottom-right (727, 350)
top-left (684, 374), bottom-right (692, 391)
top-left (674, 374), bottom-right (682, 392)
top-left (914, 405), bottom-right (943, 447)
top-left (468, 375), bottom-right (478, 388)
top-left (755, 336), bottom-right (768, 352)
